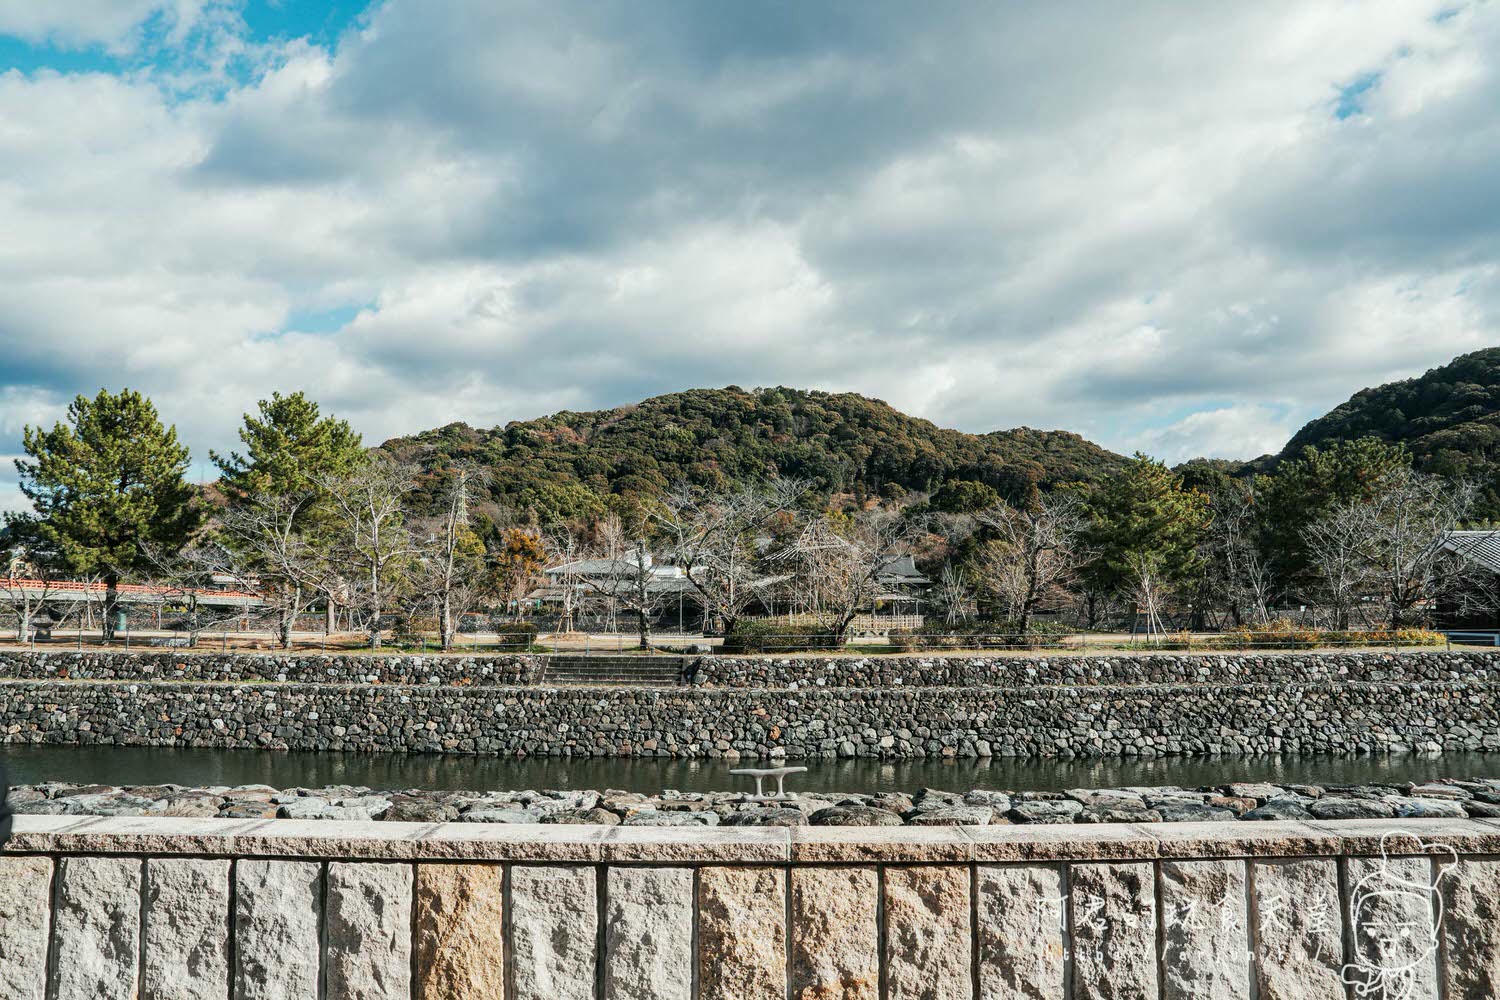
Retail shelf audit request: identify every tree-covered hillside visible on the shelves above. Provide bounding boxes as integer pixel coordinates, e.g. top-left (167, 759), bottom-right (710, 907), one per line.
top-left (381, 386), bottom-right (1127, 522)
top-left (1278, 347), bottom-right (1500, 515)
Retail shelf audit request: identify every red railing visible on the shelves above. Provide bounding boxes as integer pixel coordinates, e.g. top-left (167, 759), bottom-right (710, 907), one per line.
top-left (0, 578), bottom-right (264, 600)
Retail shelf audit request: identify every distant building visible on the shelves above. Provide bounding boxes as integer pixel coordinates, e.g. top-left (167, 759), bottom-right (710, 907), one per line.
top-left (1433, 530), bottom-right (1500, 630)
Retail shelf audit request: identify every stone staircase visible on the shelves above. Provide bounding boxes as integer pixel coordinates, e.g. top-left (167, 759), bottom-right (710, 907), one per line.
top-left (540, 654), bottom-right (686, 686)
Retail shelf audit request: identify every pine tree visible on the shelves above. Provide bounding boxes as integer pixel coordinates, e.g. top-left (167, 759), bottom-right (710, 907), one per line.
top-left (211, 391), bottom-right (367, 632)
top-left (1081, 454), bottom-right (1210, 624)
top-left (15, 388), bottom-right (201, 637)
top-left (211, 391), bottom-right (365, 503)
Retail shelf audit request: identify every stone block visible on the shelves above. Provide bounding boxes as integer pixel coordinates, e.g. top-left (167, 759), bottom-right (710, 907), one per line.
top-left (790, 866), bottom-right (879, 1000)
top-left (1252, 859), bottom-right (1344, 1000)
top-left (976, 864), bottom-right (1066, 1000)
top-left (415, 863), bottom-right (506, 1000)
top-left (1441, 858), bottom-right (1500, 999)
top-left (49, 856), bottom-right (143, 1000)
top-left (0, 856), bottom-right (53, 1000)
top-left (604, 867), bottom-right (693, 1000)
top-left (325, 862), bottom-right (414, 1000)
top-left (510, 865), bottom-right (598, 1000)
top-left (698, 866), bottom-right (787, 1000)
top-left (143, 858), bottom-right (232, 1000)
top-left (1160, 860), bottom-right (1248, 1000)
top-left (1344, 855), bottom-right (1440, 1000)
top-left (234, 860), bottom-right (323, 1000)
top-left (883, 866), bottom-right (972, 1000)
top-left (1069, 862), bottom-right (1157, 1000)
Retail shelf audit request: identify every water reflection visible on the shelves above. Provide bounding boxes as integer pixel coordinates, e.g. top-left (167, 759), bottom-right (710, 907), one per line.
top-left (3, 745), bottom-right (1498, 794)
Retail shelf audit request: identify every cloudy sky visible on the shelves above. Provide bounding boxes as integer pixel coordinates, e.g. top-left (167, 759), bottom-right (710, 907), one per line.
top-left (1, 1), bottom-right (1497, 509)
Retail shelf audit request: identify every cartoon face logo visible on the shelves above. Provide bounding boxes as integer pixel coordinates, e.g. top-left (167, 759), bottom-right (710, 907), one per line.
top-left (1341, 830), bottom-right (1457, 1000)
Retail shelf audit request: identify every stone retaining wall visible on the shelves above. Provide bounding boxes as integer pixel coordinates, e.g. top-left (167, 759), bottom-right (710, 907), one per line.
top-left (0, 649), bottom-right (543, 685)
top-left (692, 648), bottom-right (1497, 688)
top-left (4, 677), bottom-right (1500, 758)
top-left (1, 647), bottom-right (1495, 689)
top-left (4, 814), bottom-right (1500, 999)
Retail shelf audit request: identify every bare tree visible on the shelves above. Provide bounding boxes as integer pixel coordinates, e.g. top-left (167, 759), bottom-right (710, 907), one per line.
top-left (1302, 500), bottom-right (1375, 631)
top-left (318, 457), bottom-right (418, 649)
top-left (655, 480), bottom-right (799, 635)
top-left (543, 528), bottom-right (588, 633)
top-left (1126, 550), bottom-right (1169, 637)
top-left (206, 490), bottom-right (331, 648)
top-left (410, 464), bottom-right (491, 650)
top-left (788, 510), bottom-right (920, 642)
top-left (1362, 468), bottom-right (1481, 628)
top-left (0, 543), bottom-right (90, 642)
top-left (1205, 485), bottom-right (1276, 626)
top-left (580, 536), bottom-right (669, 650)
top-left (973, 492), bottom-right (1091, 633)
top-left (933, 562), bottom-right (974, 626)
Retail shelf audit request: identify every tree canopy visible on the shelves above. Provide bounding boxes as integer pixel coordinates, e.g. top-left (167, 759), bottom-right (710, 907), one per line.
top-left (381, 386), bottom-right (1127, 524)
top-left (14, 388), bottom-right (200, 620)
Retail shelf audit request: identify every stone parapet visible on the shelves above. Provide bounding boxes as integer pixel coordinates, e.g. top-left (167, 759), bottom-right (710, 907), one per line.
top-left (4, 815), bottom-right (1498, 999)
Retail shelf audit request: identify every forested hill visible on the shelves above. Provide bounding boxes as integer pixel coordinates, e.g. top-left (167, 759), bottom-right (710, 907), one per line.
top-left (1278, 347), bottom-right (1500, 493)
top-left (381, 386), bottom-right (1127, 521)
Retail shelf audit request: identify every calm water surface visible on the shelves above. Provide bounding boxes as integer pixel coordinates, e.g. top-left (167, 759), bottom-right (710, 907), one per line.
top-left (3, 745), bottom-right (1498, 794)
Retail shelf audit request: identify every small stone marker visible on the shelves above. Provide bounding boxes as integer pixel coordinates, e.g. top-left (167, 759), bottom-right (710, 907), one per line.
top-left (729, 765), bottom-right (808, 799)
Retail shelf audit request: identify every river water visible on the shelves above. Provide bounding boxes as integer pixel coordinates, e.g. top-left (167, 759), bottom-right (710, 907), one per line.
top-left (3, 745), bottom-right (1498, 794)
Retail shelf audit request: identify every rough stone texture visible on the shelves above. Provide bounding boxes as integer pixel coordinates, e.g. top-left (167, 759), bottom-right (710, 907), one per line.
top-left (604, 867), bottom-right (694, 1000)
top-left (1344, 855), bottom-right (1440, 1000)
top-left (234, 860), bottom-right (323, 1000)
top-left (6, 650), bottom-right (1500, 760)
top-left (1069, 862), bottom-right (1158, 1000)
top-left (790, 867), bottom-right (879, 1000)
top-left (0, 856), bottom-right (52, 1000)
top-left (6, 648), bottom-right (1492, 692)
top-left (698, 867), bottom-right (787, 1000)
top-left (1441, 858), bottom-right (1500, 1000)
top-left (510, 865), bottom-right (598, 1000)
top-left (414, 863), bottom-right (506, 1000)
top-left (883, 866), bottom-right (973, 1000)
top-left (143, 858), bottom-right (232, 1000)
top-left (49, 856), bottom-right (143, 1000)
top-left (1160, 860), bottom-right (1249, 1000)
top-left (0, 648), bottom-right (541, 685)
top-left (325, 862), bottom-right (414, 1000)
top-left (976, 865), bottom-right (1066, 1000)
top-left (1252, 860), bottom-right (1345, 1000)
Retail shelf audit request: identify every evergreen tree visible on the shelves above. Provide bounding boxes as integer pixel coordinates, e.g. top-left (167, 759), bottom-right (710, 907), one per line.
top-left (1081, 454), bottom-right (1210, 607)
top-left (211, 391), bottom-right (365, 503)
top-left (1256, 437), bottom-right (1408, 588)
top-left (15, 388), bottom-right (200, 637)
top-left (211, 391), bottom-right (367, 632)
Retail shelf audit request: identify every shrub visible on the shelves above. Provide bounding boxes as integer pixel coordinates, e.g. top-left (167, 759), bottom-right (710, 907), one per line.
top-left (493, 622), bottom-right (540, 651)
top-left (1209, 619), bottom-right (1446, 650)
top-left (719, 620), bottom-right (840, 654)
top-left (892, 620), bottom-right (1073, 651)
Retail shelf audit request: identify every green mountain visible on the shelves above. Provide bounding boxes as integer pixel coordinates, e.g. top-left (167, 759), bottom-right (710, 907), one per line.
top-left (381, 386), bottom-right (1128, 522)
top-left (1277, 346), bottom-right (1500, 510)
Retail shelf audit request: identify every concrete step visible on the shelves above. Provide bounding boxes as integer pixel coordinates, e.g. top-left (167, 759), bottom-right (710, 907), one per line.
top-left (541, 655), bottom-right (686, 686)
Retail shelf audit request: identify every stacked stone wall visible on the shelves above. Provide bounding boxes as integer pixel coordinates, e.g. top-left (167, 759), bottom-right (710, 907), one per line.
top-left (2, 647), bottom-right (1495, 689)
top-left (4, 676), bottom-right (1498, 758)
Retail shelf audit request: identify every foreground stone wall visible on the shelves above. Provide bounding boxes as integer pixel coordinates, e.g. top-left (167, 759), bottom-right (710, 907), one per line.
top-left (4, 675), bottom-right (1499, 757)
top-left (5, 814), bottom-right (1500, 999)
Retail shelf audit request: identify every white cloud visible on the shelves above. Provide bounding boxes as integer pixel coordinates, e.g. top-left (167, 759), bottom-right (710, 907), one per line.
top-left (0, 0), bottom-right (1498, 513)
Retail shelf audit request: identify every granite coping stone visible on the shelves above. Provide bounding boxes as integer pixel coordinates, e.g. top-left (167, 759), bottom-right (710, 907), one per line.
top-left (6, 815), bottom-right (1500, 864)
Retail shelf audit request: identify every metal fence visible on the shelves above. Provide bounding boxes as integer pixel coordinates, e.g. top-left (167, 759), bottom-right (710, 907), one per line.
top-left (0, 627), bottom-right (1470, 655)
